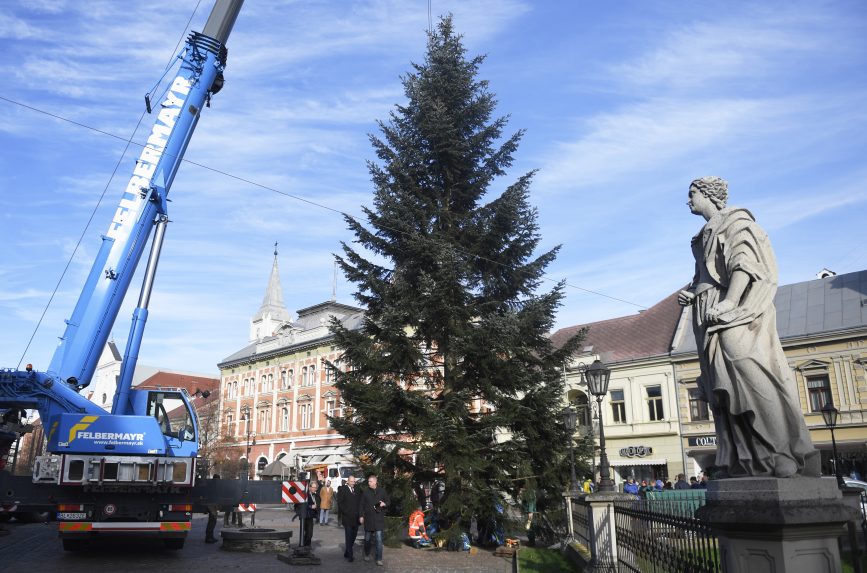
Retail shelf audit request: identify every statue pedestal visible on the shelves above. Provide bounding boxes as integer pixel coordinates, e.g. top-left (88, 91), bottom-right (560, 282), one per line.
top-left (696, 477), bottom-right (857, 573)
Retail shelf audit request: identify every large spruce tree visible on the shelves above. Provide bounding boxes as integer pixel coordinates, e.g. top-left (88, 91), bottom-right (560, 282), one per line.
top-left (330, 16), bottom-right (584, 538)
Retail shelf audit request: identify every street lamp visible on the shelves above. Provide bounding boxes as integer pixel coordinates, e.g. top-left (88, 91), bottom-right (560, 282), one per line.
top-left (242, 408), bottom-right (256, 480)
top-left (561, 406), bottom-right (580, 494)
top-left (584, 359), bottom-right (614, 493)
top-left (821, 403), bottom-right (845, 488)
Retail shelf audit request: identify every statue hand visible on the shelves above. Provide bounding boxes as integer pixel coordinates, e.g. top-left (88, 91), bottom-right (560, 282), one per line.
top-left (706, 299), bottom-right (737, 323)
top-left (677, 290), bottom-right (695, 306)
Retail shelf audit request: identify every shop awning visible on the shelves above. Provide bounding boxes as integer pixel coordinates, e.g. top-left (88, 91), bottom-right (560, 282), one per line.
top-left (609, 458), bottom-right (667, 467)
top-left (302, 453), bottom-right (356, 469)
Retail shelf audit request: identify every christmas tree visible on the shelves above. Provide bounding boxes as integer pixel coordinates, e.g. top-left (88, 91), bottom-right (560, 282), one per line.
top-left (330, 16), bottom-right (584, 540)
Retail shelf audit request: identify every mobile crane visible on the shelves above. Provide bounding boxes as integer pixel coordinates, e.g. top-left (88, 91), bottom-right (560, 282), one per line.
top-left (0, 0), bottom-right (279, 550)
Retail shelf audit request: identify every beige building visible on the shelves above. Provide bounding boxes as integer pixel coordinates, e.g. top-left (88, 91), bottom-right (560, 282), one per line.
top-left (672, 269), bottom-right (867, 479)
top-left (552, 292), bottom-right (686, 487)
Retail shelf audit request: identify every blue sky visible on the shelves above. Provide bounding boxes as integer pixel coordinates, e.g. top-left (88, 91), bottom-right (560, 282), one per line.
top-left (1, 0), bottom-right (865, 376)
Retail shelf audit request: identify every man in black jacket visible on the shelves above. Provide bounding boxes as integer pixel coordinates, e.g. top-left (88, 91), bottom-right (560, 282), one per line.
top-left (336, 475), bottom-right (362, 561)
top-left (301, 480), bottom-right (321, 547)
top-left (359, 473), bottom-right (389, 566)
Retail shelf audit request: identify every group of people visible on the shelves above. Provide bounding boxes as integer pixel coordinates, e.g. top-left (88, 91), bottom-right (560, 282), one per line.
top-left (620, 473), bottom-right (708, 496)
top-left (204, 473), bottom-right (390, 566)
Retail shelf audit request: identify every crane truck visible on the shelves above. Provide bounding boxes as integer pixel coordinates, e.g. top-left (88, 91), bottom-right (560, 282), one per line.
top-left (0, 0), bottom-right (279, 550)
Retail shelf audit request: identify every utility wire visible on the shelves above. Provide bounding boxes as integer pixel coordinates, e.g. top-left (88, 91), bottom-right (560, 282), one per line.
top-left (0, 94), bottom-right (647, 311)
top-left (13, 1), bottom-right (206, 368)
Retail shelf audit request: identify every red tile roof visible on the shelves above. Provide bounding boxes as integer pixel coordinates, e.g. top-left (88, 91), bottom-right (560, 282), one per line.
top-left (137, 372), bottom-right (220, 409)
top-left (550, 290), bottom-right (684, 364)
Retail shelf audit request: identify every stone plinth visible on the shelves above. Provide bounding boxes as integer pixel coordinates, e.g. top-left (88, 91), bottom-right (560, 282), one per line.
top-left (696, 477), bottom-right (858, 573)
top-left (584, 492), bottom-right (636, 573)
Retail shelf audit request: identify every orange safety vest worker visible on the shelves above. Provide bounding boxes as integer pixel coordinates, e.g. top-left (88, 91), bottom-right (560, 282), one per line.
top-left (408, 510), bottom-right (428, 539)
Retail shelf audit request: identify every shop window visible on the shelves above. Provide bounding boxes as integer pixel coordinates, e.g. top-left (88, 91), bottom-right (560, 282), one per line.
top-left (646, 385), bottom-right (664, 421)
top-left (610, 389), bottom-right (626, 423)
top-left (807, 376), bottom-right (832, 412)
top-left (688, 387), bottom-right (709, 421)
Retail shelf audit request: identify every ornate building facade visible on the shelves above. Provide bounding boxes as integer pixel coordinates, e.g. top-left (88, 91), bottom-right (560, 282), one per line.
top-left (217, 252), bottom-right (364, 479)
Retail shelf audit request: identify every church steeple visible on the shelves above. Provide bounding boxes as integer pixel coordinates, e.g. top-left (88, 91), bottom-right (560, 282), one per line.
top-left (250, 244), bottom-right (292, 341)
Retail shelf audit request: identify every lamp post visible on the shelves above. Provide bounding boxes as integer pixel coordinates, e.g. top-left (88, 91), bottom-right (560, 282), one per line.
top-left (584, 359), bottom-right (614, 493)
top-left (561, 406), bottom-right (579, 494)
top-left (242, 408), bottom-right (256, 480)
top-left (821, 403), bottom-right (845, 488)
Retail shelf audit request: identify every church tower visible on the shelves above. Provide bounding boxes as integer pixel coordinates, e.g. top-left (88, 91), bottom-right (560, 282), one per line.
top-left (250, 244), bottom-right (292, 342)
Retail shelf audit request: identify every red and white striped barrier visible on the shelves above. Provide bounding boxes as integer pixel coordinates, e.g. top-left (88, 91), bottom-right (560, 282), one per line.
top-left (282, 481), bottom-right (308, 504)
top-left (237, 503), bottom-right (257, 512)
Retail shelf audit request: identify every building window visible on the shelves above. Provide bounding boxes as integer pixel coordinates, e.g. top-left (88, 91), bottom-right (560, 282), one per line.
top-left (281, 370), bottom-right (288, 389)
top-left (258, 408), bottom-right (271, 433)
top-left (232, 381), bottom-right (237, 398)
top-left (281, 407), bottom-right (289, 431)
top-left (325, 363), bottom-right (334, 385)
top-left (309, 364), bottom-right (316, 386)
top-left (610, 389), bottom-right (626, 423)
top-left (807, 376), bottom-right (832, 412)
top-left (325, 399), bottom-right (336, 428)
top-left (300, 404), bottom-right (312, 429)
top-left (267, 374), bottom-right (274, 392)
top-left (302, 367), bottom-right (308, 387)
top-left (688, 388), bottom-right (709, 421)
top-left (226, 414), bottom-right (234, 436)
top-left (646, 385), bottom-right (664, 421)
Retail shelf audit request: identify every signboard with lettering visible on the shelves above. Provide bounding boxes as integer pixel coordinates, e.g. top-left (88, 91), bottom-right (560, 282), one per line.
top-left (687, 435), bottom-right (718, 448)
top-left (619, 445), bottom-right (653, 458)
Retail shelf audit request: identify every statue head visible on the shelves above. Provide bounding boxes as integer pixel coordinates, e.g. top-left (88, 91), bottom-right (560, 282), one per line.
top-left (689, 176), bottom-right (728, 210)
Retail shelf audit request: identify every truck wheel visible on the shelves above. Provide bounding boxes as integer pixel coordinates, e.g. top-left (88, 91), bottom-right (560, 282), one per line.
top-left (164, 538), bottom-right (185, 550)
top-left (0, 514), bottom-right (11, 523)
top-left (62, 539), bottom-right (87, 551)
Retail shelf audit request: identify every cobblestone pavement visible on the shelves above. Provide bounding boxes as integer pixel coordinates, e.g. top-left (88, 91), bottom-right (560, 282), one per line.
top-left (0, 509), bottom-right (514, 573)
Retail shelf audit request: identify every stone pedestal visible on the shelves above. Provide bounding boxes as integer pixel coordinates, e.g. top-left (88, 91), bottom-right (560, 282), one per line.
top-left (696, 477), bottom-right (858, 573)
top-left (583, 492), bottom-right (636, 573)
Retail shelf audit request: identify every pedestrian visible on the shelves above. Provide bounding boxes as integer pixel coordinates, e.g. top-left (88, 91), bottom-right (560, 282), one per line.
top-left (582, 477), bottom-right (593, 493)
top-left (674, 474), bottom-right (690, 490)
top-left (689, 476), bottom-right (700, 489)
top-left (697, 474), bottom-right (709, 489)
top-left (205, 474), bottom-right (221, 543)
top-left (623, 477), bottom-right (639, 495)
top-left (336, 479), bottom-right (345, 526)
top-left (638, 479), bottom-right (649, 497)
top-left (359, 473), bottom-right (389, 566)
top-left (337, 475), bottom-right (362, 562)
top-left (319, 479), bottom-right (334, 525)
top-left (302, 480), bottom-right (321, 547)
top-left (654, 479), bottom-right (664, 492)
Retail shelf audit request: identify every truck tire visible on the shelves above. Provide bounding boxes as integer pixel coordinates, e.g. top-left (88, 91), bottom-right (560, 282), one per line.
top-left (164, 538), bottom-right (185, 550)
top-left (220, 528), bottom-right (291, 541)
top-left (0, 514), bottom-right (11, 523)
top-left (63, 539), bottom-right (87, 551)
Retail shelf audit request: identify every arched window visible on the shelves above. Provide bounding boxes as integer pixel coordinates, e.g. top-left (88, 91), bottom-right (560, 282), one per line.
top-left (257, 457), bottom-right (268, 473)
top-left (281, 370), bottom-right (287, 389)
top-left (302, 367), bottom-right (308, 386)
top-left (288, 369), bottom-right (294, 388)
top-left (309, 364), bottom-right (316, 386)
top-left (268, 374), bottom-right (274, 392)
top-left (281, 407), bottom-right (289, 431)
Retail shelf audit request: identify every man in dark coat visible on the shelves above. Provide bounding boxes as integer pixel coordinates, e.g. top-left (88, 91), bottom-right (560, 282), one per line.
top-left (301, 480), bottom-right (321, 547)
top-left (359, 473), bottom-right (389, 566)
top-left (336, 475), bottom-right (362, 561)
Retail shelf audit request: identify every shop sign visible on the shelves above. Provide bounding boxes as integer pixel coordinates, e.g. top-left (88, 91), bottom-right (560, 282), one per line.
top-left (619, 445), bottom-right (653, 458)
top-left (687, 435), bottom-right (718, 447)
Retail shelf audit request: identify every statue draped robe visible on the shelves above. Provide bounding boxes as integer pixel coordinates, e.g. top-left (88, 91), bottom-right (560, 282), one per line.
top-left (690, 207), bottom-right (819, 478)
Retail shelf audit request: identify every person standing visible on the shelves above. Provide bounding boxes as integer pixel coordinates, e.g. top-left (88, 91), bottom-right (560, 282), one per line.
top-left (359, 473), bottom-right (389, 566)
top-left (205, 474), bottom-right (221, 543)
top-left (337, 475), bottom-right (362, 561)
top-left (319, 479), bottom-right (334, 525)
top-left (674, 474), bottom-right (690, 490)
top-left (302, 480), bottom-right (321, 547)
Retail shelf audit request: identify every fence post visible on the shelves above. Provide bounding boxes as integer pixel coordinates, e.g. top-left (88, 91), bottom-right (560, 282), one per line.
top-left (564, 491), bottom-right (575, 540)
top-left (583, 492), bottom-right (634, 572)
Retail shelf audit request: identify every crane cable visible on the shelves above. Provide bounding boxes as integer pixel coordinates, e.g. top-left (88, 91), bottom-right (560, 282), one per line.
top-left (14, 1), bottom-right (205, 369)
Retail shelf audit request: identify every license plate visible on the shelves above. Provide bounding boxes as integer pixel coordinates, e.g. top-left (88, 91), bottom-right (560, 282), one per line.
top-left (58, 512), bottom-right (86, 520)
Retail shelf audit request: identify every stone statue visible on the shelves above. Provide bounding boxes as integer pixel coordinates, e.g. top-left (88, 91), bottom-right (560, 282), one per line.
top-left (678, 177), bottom-right (819, 478)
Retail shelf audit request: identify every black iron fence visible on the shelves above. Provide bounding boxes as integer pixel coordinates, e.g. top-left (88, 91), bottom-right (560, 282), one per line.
top-left (613, 492), bottom-right (720, 573)
top-left (572, 497), bottom-right (590, 547)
